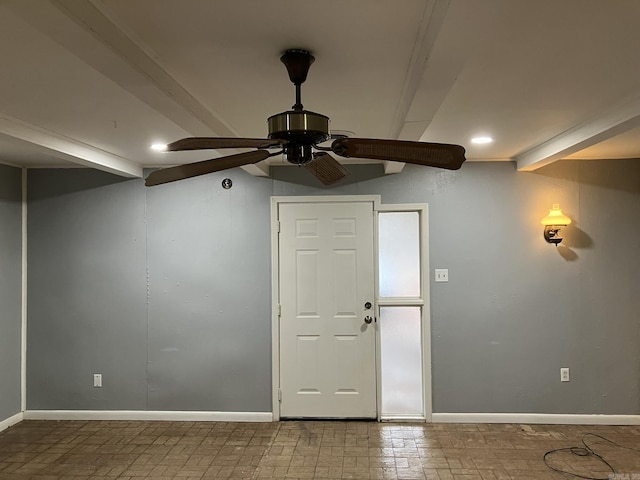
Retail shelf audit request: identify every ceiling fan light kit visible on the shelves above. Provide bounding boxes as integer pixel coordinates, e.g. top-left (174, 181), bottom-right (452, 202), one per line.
top-left (145, 49), bottom-right (466, 187)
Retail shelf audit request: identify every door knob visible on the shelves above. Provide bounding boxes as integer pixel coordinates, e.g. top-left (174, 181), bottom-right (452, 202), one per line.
top-left (364, 316), bottom-right (373, 324)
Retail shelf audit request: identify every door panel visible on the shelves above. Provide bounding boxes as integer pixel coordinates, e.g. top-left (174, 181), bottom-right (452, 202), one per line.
top-left (279, 202), bottom-right (376, 418)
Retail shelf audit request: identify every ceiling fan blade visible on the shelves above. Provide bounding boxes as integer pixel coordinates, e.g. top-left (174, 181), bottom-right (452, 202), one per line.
top-left (145, 150), bottom-right (270, 186)
top-left (165, 137), bottom-right (287, 151)
top-left (331, 138), bottom-right (466, 170)
top-left (305, 152), bottom-right (349, 185)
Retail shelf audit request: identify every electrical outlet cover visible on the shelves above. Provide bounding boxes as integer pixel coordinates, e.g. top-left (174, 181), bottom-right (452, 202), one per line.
top-left (435, 269), bottom-right (449, 282)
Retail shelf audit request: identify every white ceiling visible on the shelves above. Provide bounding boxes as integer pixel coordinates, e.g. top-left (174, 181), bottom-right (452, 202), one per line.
top-left (0, 0), bottom-right (639, 179)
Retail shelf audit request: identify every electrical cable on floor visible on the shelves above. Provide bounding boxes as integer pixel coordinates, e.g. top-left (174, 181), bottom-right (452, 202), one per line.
top-left (543, 433), bottom-right (640, 479)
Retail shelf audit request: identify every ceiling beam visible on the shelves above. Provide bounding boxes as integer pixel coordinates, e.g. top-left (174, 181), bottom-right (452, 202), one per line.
top-left (6, 0), bottom-right (270, 177)
top-left (385, 0), bottom-right (452, 175)
top-left (383, 161), bottom-right (405, 175)
top-left (389, 0), bottom-right (451, 140)
top-left (58, 0), bottom-right (270, 177)
top-left (50, 0), bottom-right (237, 138)
top-left (0, 113), bottom-right (142, 177)
top-left (516, 92), bottom-right (640, 171)
top-left (241, 162), bottom-right (270, 177)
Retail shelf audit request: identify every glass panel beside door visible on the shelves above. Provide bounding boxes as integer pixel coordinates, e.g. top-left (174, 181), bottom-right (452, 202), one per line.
top-left (380, 306), bottom-right (423, 417)
top-left (378, 212), bottom-right (420, 298)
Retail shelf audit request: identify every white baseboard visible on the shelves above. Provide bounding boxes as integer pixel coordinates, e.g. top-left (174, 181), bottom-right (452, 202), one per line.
top-left (432, 413), bottom-right (640, 425)
top-left (0, 412), bottom-right (24, 432)
top-left (17, 411), bottom-right (640, 426)
top-left (24, 410), bottom-right (273, 422)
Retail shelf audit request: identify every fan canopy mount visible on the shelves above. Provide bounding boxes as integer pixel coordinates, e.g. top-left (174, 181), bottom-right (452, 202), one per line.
top-left (280, 49), bottom-right (315, 94)
top-left (145, 48), bottom-right (467, 187)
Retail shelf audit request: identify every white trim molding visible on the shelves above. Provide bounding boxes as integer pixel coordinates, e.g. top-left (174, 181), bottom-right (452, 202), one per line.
top-left (14, 411), bottom-right (640, 426)
top-left (0, 412), bottom-right (24, 433)
top-left (21, 168), bottom-right (27, 412)
top-left (24, 410), bottom-right (273, 422)
top-left (432, 413), bottom-right (640, 426)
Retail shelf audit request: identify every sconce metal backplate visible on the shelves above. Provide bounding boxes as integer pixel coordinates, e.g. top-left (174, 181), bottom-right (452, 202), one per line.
top-left (543, 226), bottom-right (563, 245)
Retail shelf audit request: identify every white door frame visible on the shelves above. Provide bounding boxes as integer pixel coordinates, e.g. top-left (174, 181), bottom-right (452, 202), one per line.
top-left (271, 195), bottom-right (432, 421)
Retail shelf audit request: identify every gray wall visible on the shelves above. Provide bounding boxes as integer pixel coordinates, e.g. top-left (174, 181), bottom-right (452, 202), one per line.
top-left (27, 169), bottom-right (272, 411)
top-left (26, 159), bottom-right (640, 414)
top-left (0, 164), bottom-right (22, 421)
top-left (27, 170), bottom-right (148, 410)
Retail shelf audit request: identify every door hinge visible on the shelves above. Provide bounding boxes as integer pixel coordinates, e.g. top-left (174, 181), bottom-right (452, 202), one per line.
top-left (277, 304), bottom-right (281, 317)
top-left (278, 389), bottom-right (282, 402)
top-left (277, 221), bottom-right (281, 233)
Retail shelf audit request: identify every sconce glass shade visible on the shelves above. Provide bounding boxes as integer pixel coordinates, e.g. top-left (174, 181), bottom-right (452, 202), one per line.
top-left (540, 204), bottom-right (571, 226)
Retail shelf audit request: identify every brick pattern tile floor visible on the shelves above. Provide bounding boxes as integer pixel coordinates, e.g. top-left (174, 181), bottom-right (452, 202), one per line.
top-left (0, 420), bottom-right (639, 479)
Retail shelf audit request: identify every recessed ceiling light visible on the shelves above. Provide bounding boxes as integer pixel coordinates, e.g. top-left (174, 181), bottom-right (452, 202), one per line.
top-left (471, 136), bottom-right (493, 144)
top-left (150, 143), bottom-right (168, 151)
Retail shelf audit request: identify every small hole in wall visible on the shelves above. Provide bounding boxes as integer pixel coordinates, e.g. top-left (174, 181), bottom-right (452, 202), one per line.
top-left (221, 178), bottom-right (232, 189)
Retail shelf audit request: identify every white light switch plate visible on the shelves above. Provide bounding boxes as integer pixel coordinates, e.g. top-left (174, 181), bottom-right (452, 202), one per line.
top-left (93, 373), bottom-right (102, 388)
top-left (435, 269), bottom-right (449, 282)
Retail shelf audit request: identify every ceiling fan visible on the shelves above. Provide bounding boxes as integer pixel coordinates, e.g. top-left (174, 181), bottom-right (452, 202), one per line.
top-left (145, 49), bottom-right (466, 187)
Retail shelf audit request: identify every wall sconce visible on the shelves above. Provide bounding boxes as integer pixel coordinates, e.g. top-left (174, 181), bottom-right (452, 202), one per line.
top-left (540, 204), bottom-right (572, 246)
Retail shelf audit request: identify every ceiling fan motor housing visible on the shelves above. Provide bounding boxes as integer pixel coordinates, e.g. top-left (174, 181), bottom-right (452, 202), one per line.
top-left (268, 110), bottom-right (330, 164)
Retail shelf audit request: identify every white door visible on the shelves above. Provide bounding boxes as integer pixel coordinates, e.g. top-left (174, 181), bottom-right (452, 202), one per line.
top-left (278, 201), bottom-right (376, 418)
